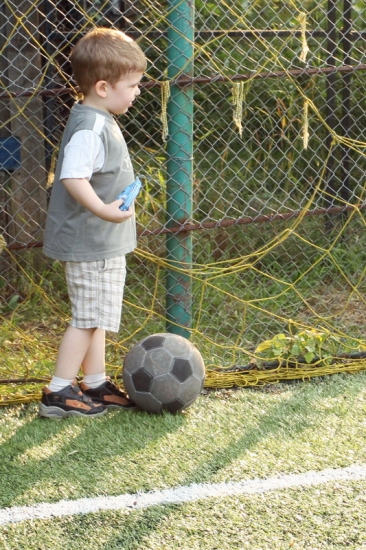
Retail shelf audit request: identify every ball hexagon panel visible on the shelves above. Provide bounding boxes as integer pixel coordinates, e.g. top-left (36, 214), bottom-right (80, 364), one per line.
top-left (189, 349), bottom-right (205, 377)
top-left (163, 333), bottom-right (193, 356)
top-left (142, 347), bottom-right (174, 377)
top-left (150, 373), bottom-right (182, 404)
top-left (177, 374), bottom-right (205, 403)
top-left (134, 391), bottom-right (163, 414)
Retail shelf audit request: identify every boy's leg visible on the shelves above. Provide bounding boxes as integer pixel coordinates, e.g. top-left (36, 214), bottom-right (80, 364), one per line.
top-left (39, 326), bottom-right (107, 419)
top-left (81, 328), bottom-right (106, 377)
top-left (81, 328), bottom-right (107, 388)
top-left (80, 328), bottom-right (136, 410)
top-left (54, 326), bottom-right (97, 380)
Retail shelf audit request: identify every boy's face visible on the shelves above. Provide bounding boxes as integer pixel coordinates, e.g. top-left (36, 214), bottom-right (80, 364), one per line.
top-left (105, 71), bottom-right (144, 115)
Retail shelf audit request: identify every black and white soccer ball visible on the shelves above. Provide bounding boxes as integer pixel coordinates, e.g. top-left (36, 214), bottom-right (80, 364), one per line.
top-left (122, 333), bottom-right (205, 413)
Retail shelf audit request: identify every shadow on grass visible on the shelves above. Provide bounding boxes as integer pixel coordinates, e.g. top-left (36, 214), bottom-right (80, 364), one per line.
top-left (0, 374), bottom-right (363, 549)
top-left (0, 405), bottom-right (185, 509)
top-left (103, 375), bottom-right (364, 549)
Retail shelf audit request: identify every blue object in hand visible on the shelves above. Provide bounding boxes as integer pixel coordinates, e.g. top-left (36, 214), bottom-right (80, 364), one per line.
top-left (117, 176), bottom-right (142, 211)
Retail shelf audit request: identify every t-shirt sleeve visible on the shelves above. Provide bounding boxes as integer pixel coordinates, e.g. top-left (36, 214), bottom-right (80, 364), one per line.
top-left (60, 129), bottom-right (105, 180)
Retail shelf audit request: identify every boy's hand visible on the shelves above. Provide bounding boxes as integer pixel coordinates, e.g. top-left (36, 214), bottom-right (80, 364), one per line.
top-left (61, 178), bottom-right (134, 223)
top-left (99, 199), bottom-right (134, 222)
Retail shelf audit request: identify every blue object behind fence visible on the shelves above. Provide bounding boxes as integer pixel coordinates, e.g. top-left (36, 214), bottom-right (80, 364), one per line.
top-left (0, 137), bottom-right (21, 171)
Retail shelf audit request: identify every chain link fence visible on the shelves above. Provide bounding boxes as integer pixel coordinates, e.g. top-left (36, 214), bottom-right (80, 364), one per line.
top-left (2, 0), bottom-right (366, 400)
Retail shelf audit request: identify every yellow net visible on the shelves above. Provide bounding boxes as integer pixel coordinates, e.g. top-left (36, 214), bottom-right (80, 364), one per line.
top-left (1, 0), bottom-right (366, 404)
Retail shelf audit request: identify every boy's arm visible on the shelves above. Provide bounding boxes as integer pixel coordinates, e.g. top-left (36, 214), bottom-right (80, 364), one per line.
top-left (61, 177), bottom-right (132, 223)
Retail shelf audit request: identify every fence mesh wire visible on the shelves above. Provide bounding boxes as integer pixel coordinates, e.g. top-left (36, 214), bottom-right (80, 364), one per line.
top-left (2, 0), bottom-right (366, 403)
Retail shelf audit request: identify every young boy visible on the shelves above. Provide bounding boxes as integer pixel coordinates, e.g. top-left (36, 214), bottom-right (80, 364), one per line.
top-left (41, 28), bottom-right (147, 418)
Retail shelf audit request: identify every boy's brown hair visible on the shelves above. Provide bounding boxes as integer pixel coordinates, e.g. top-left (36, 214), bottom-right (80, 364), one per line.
top-left (70, 28), bottom-right (147, 95)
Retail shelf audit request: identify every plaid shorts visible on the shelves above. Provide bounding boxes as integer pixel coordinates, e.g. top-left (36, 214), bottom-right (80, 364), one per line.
top-left (65, 255), bottom-right (126, 332)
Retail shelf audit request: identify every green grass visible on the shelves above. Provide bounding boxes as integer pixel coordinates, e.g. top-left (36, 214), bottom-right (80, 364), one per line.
top-left (0, 372), bottom-right (366, 549)
top-left (3, 483), bottom-right (366, 550)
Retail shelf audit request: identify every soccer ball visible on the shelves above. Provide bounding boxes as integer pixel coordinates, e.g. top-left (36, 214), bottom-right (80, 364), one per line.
top-left (122, 333), bottom-right (205, 413)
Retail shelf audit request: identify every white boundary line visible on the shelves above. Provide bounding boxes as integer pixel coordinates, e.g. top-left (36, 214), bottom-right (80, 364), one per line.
top-left (1, 464), bottom-right (366, 526)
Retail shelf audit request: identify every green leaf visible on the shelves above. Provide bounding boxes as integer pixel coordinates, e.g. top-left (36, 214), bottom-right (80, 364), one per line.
top-left (290, 343), bottom-right (301, 356)
top-left (304, 351), bottom-right (315, 364)
top-left (305, 342), bottom-right (316, 353)
top-left (7, 294), bottom-right (20, 310)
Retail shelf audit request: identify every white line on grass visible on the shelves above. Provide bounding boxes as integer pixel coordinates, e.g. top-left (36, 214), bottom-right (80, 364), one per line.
top-left (1, 463), bottom-right (366, 526)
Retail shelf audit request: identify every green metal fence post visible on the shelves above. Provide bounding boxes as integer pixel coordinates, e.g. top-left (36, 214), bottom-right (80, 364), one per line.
top-left (166, 0), bottom-right (194, 338)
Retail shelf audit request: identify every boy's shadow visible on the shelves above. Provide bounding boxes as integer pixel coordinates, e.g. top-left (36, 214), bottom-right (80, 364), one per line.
top-left (0, 404), bottom-right (185, 510)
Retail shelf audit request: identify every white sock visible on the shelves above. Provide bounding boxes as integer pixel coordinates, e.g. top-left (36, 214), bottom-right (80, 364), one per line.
top-left (48, 376), bottom-right (74, 392)
top-left (82, 373), bottom-right (106, 389)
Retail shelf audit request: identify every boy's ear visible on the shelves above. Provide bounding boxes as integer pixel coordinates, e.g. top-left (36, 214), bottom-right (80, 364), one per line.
top-left (95, 80), bottom-right (108, 98)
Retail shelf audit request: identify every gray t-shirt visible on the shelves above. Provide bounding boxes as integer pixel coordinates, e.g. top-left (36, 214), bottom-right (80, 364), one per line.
top-left (43, 104), bottom-right (137, 261)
